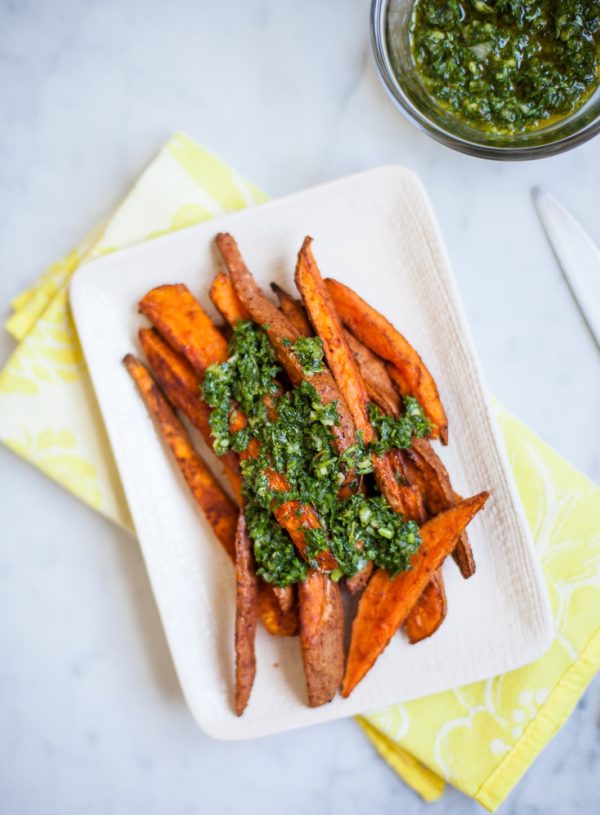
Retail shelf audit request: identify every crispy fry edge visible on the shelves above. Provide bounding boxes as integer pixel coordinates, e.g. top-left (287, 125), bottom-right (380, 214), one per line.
top-left (235, 512), bottom-right (258, 715)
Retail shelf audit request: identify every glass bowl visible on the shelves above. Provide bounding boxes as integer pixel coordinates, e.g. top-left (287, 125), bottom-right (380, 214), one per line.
top-left (370, 0), bottom-right (600, 160)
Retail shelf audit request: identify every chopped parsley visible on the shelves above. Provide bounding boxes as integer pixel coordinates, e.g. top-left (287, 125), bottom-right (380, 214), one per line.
top-left (201, 320), bottom-right (279, 456)
top-left (400, 0), bottom-right (600, 134)
top-left (369, 399), bottom-right (431, 456)
top-left (322, 495), bottom-right (421, 578)
top-left (244, 503), bottom-right (308, 586)
top-left (291, 336), bottom-right (325, 375)
top-left (202, 321), bottom-right (428, 586)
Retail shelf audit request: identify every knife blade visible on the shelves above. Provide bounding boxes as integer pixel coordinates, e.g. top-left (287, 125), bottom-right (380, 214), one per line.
top-left (532, 187), bottom-right (600, 350)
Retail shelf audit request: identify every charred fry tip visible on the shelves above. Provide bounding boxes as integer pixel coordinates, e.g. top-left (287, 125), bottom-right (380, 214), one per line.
top-left (459, 561), bottom-right (476, 579)
top-left (122, 352), bottom-right (138, 369)
top-left (209, 269), bottom-right (226, 286)
top-left (123, 352), bottom-right (163, 400)
top-left (215, 232), bottom-right (233, 249)
top-left (137, 326), bottom-right (156, 347)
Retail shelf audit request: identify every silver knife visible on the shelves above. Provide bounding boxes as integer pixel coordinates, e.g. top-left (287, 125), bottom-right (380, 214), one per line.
top-left (532, 187), bottom-right (600, 350)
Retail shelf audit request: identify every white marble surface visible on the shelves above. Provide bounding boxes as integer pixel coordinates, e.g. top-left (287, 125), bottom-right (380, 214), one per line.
top-left (0, 1), bottom-right (598, 813)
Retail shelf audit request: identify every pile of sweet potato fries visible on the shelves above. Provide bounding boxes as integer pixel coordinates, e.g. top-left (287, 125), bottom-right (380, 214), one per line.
top-left (124, 232), bottom-right (488, 714)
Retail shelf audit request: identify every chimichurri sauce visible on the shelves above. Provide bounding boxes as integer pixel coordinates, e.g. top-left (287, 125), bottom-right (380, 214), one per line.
top-left (202, 321), bottom-right (430, 587)
top-left (408, 0), bottom-right (600, 134)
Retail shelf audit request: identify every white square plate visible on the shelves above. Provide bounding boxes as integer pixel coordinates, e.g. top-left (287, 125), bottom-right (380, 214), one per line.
top-left (70, 166), bottom-right (552, 740)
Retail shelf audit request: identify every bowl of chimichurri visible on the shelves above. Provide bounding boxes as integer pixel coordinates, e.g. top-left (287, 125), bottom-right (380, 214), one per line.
top-left (371, 0), bottom-right (600, 158)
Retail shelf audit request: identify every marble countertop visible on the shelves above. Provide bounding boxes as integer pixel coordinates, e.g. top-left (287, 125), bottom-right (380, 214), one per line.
top-left (0, 1), bottom-right (598, 813)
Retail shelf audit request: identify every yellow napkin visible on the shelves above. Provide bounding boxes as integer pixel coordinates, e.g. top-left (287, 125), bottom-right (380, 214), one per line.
top-left (1, 133), bottom-right (598, 811)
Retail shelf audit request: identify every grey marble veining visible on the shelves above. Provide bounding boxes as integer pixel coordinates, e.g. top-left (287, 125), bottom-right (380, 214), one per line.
top-left (0, 1), bottom-right (598, 814)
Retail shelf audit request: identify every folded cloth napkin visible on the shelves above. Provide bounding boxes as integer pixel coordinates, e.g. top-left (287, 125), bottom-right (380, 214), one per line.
top-left (1, 133), bottom-right (598, 811)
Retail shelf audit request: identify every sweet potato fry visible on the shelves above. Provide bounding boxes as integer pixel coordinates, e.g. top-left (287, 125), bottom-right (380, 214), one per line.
top-left (123, 354), bottom-right (238, 559)
top-left (139, 327), bottom-right (243, 505)
top-left (379, 453), bottom-right (426, 521)
top-left (273, 500), bottom-right (336, 569)
top-left (342, 491), bottom-right (489, 697)
top-left (390, 449), bottom-right (446, 637)
top-left (272, 281), bottom-right (403, 418)
top-left (452, 526), bottom-right (475, 576)
top-left (405, 570), bottom-right (447, 644)
top-left (210, 270), bottom-right (250, 325)
top-left (229, 408), bottom-right (337, 571)
top-left (257, 583), bottom-right (299, 636)
top-left (344, 331), bottom-right (402, 418)
top-left (452, 491), bottom-right (475, 580)
top-left (271, 282), bottom-right (313, 336)
top-left (388, 449), bottom-right (426, 522)
top-left (295, 237), bottom-right (423, 521)
top-left (325, 278), bottom-right (448, 444)
top-left (298, 570), bottom-right (345, 706)
top-left (296, 239), bottom-right (371, 437)
top-left (139, 327), bottom-right (208, 428)
top-left (345, 561), bottom-right (374, 596)
top-left (139, 284), bottom-right (229, 374)
top-left (216, 233), bottom-right (302, 343)
top-left (215, 233), bottom-right (356, 460)
top-left (408, 438), bottom-right (475, 578)
top-left (234, 512), bottom-right (258, 715)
